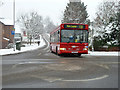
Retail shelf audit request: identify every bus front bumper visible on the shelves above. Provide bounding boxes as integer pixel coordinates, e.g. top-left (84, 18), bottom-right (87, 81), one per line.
top-left (59, 50), bottom-right (88, 54)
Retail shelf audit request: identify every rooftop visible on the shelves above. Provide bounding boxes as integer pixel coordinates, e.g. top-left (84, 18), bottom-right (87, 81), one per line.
top-left (0, 19), bottom-right (13, 25)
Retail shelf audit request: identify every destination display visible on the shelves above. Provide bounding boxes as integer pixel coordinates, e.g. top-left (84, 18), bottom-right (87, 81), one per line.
top-left (64, 24), bottom-right (86, 29)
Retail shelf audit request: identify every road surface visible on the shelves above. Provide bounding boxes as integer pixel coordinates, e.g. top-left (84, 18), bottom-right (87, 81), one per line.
top-left (2, 34), bottom-right (119, 88)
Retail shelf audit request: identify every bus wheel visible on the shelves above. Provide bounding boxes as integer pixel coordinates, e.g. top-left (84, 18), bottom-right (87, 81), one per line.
top-left (56, 47), bottom-right (58, 55)
top-left (78, 54), bottom-right (81, 57)
top-left (50, 46), bottom-right (53, 53)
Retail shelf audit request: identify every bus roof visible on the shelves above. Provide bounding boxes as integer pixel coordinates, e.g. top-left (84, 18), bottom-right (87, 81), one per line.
top-left (61, 23), bottom-right (88, 25)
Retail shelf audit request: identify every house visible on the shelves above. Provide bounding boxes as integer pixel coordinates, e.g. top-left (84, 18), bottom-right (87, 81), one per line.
top-left (0, 21), bottom-right (14, 49)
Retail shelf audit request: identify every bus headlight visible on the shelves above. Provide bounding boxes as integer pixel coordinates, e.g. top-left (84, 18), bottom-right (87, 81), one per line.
top-left (83, 48), bottom-right (87, 50)
top-left (83, 46), bottom-right (88, 50)
top-left (60, 48), bottom-right (66, 50)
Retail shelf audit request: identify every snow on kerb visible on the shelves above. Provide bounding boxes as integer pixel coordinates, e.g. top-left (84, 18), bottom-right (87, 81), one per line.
top-left (0, 35), bottom-right (46, 56)
top-left (88, 51), bottom-right (119, 56)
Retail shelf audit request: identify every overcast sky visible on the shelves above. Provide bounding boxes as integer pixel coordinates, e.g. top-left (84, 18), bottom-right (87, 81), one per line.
top-left (0, 0), bottom-right (103, 25)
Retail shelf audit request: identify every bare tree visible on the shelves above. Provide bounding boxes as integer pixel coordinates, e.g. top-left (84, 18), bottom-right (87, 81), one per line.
top-left (44, 16), bottom-right (57, 33)
top-left (17, 11), bottom-right (44, 43)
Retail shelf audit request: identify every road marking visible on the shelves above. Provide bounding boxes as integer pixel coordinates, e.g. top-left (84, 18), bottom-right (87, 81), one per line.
top-left (38, 53), bottom-right (41, 56)
top-left (46, 50), bottom-right (50, 52)
top-left (104, 62), bottom-right (120, 64)
top-left (31, 75), bottom-right (109, 82)
top-left (95, 62), bottom-right (120, 70)
top-left (42, 35), bottom-right (50, 51)
top-left (3, 59), bottom-right (58, 61)
top-left (12, 62), bottom-right (33, 69)
top-left (62, 75), bottom-right (109, 82)
top-left (12, 64), bottom-right (18, 69)
top-left (31, 75), bottom-right (63, 82)
top-left (12, 61), bottom-right (58, 69)
top-left (96, 64), bottom-right (110, 70)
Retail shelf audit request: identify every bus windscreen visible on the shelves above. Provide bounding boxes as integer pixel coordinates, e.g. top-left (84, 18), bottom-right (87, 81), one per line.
top-left (61, 30), bottom-right (88, 43)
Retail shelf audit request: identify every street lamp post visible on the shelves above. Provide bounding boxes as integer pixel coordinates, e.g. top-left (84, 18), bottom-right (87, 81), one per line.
top-left (91, 22), bottom-right (94, 52)
top-left (13, 0), bottom-right (15, 51)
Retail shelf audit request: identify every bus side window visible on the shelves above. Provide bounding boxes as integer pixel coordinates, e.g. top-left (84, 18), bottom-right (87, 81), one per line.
top-left (58, 30), bottom-right (60, 42)
top-left (53, 33), bottom-right (55, 42)
top-left (58, 30), bottom-right (60, 34)
top-left (50, 35), bottom-right (51, 42)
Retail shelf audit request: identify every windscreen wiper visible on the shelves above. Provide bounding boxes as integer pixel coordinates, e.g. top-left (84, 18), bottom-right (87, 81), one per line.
top-left (80, 41), bottom-right (82, 44)
top-left (67, 41), bottom-right (70, 43)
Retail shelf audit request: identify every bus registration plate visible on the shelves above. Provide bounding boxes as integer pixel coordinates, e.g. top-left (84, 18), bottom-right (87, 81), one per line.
top-left (72, 52), bottom-right (78, 53)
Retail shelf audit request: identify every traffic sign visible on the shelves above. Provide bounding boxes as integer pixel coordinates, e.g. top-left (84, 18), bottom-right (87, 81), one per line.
top-left (11, 31), bottom-right (15, 35)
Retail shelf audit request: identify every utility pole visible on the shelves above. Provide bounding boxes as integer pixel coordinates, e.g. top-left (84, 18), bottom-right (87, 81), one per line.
top-left (13, 0), bottom-right (15, 51)
top-left (91, 22), bottom-right (94, 52)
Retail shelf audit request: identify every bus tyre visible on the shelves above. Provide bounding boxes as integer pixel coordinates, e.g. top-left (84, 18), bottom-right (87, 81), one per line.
top-left (56, 47), bottom-right (58, 55)
top-left (56, 48), bottom-right (61, 56)
top-left (50, 46), bottom-right (53, 53)
top-left (78, 54), bottom-right (81, 57)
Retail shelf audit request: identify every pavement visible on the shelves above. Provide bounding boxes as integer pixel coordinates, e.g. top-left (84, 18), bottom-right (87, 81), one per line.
top-left (0, 35), bottom-right (46, 56)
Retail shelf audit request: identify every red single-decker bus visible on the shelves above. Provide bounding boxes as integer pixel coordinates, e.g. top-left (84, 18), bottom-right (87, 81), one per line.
top-left (50, 23), bottom-right (89, 56)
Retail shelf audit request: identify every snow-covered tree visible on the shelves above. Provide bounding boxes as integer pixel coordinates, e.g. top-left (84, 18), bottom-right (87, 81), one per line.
top-left (0, 0), bottom-right (4, 19)
top-left (0, 0), bottom-right (4, 7)
top-left (94, 1), bottom-right (117, 35)
top-left (62, 0), bottom-right (88, 23)
top-left (108, 1), bottom-right (120, 46)
top-left (17, 11), bottom-right (44, 41)
top-left (44, 17), bottom-right (57, 33)
top-left (92, 0), bottom-right (119, 49)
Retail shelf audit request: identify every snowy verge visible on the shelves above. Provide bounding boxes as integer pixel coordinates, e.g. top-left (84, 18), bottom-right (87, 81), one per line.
top-left (88, 51), bottom-right (119, 56)
top-left (0, 35), bottom-right (46, 56)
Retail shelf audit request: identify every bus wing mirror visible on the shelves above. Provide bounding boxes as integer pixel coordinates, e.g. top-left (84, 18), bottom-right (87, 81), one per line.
top-left (58, 31), bottom-right (60, 34)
